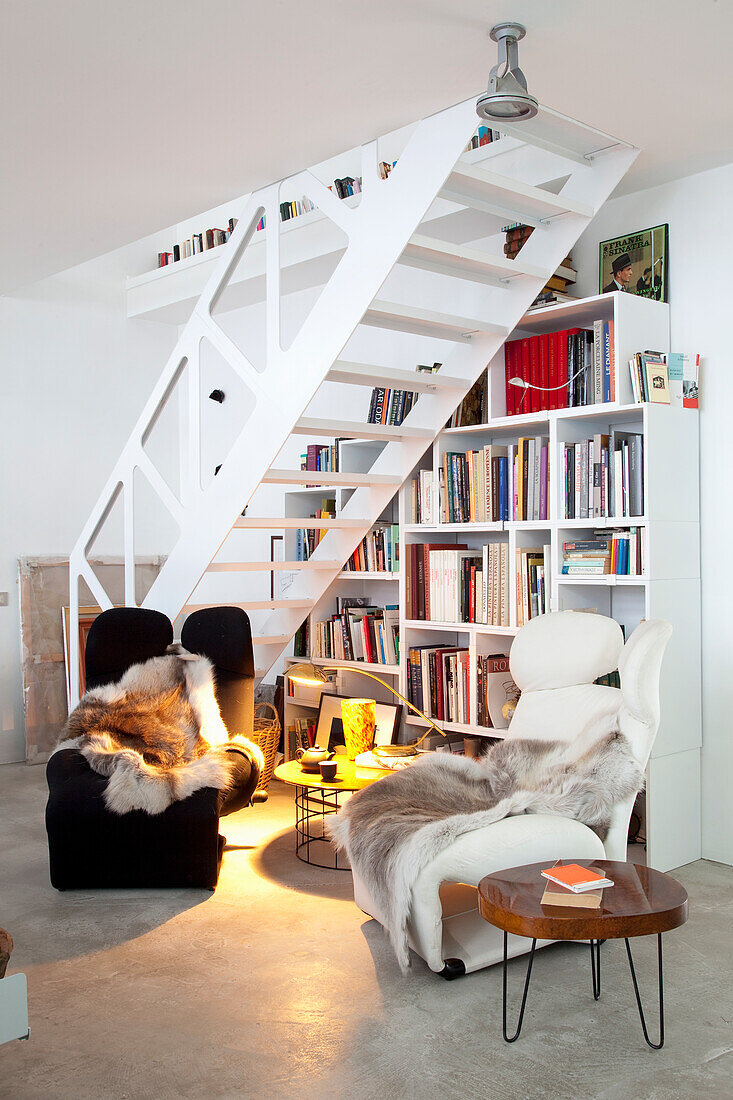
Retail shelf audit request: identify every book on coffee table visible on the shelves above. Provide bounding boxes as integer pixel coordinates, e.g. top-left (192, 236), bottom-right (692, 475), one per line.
top-left (541, 862), bottom-right (614, 893)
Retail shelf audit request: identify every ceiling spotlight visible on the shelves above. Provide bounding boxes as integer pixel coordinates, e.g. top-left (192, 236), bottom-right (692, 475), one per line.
top-left (476, 22), bottom-right (539, 123)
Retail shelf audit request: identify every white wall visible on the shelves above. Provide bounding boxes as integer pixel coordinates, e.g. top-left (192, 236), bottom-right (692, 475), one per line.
top-left (0, 238), bottom-right (177, 762)
top-left (573, 162), bottom-right (733, 866)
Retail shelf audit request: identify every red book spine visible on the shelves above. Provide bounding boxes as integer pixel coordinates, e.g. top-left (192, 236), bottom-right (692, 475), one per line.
top-left (555, 330), bottom-right (568, 409)
top-left (539, 333), bottom-right (549, 412)
top-left (529, 336), bottom-right (540, 414)
top-left (548, 330), bottom-right (558, 411)
top-left (519, 339), bottom-right (531, 417)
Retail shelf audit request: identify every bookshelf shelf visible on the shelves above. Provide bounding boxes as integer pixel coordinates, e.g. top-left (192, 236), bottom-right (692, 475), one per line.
top-left (336, 571), bottom-right (399, 581)
top-left (553, 574), bottom-right (648, 586)
top-left (405, 715), bottom-right (505, 739)
top-left (285, 655), bottom-right (400, 675)
top-left (403, 619), bottom-right (517, 637)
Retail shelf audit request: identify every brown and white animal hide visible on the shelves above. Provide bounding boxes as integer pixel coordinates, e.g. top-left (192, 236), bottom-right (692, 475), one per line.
top-left (55, 651), bottom-right (264, 815)
top-left (327, 725), bottom-right (643, 973)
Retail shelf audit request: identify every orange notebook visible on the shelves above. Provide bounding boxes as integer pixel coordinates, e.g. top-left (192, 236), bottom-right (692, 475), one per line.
top-left (541, 863), bottom-right (613, 893)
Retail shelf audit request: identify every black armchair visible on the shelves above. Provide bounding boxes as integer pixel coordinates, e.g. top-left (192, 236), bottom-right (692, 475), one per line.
top-left (46, 606), bottom-right (261, 891)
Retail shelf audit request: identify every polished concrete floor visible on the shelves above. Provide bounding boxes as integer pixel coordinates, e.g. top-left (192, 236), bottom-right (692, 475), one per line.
top-left (1, 762), bottom-right (732, 1100)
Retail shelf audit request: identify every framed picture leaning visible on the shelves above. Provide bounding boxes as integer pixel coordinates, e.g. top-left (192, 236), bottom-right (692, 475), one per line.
top-left (599, 223), bottom-right (668, 302)
top-left (315, 692), bottom-right (402, 752)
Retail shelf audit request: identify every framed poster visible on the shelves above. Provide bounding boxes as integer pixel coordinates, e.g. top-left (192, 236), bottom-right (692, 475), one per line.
top-left (599, 223), bottom-right (668, 302)
top-left (314, 692), bottom-right (402, 751)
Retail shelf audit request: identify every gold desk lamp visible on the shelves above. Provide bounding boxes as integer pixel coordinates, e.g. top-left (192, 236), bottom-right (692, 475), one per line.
top-left (285, 661), bottom-right (446, 759)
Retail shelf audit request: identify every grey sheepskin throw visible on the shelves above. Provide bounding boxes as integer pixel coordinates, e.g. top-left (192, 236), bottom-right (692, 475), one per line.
top-left (55, 651), bottom-right (264, 815)
top-left (328, 726), bottom-right (643, 972)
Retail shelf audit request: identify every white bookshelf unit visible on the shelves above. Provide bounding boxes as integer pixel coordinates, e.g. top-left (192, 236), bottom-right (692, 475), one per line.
top-left (284, 293), bottom-right (700, 873)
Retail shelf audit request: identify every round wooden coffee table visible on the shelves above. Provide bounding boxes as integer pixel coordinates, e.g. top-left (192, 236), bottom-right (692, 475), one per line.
top-left (478, 860), bottom-right (688, 1048)
top-left (274, 759), bottom-right (385, 869)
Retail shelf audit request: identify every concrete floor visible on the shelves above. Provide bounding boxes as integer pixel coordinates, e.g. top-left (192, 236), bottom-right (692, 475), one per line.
top-left (1, 764), bottom-right (732, 1100)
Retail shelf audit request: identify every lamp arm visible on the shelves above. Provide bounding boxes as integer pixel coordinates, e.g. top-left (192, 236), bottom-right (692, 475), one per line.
top-left (321, 665), bottom-right (446, 746)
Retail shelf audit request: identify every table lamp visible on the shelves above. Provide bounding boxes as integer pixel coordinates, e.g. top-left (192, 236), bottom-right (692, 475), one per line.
top-left (285, 661), bottom-right (446, 758)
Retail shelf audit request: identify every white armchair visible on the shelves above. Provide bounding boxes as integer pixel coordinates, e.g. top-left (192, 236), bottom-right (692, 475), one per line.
top-left (352, 611), bottom-right (672, 977)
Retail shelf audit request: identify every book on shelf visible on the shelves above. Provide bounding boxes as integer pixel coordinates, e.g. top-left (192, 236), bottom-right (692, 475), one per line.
top-left (563, 431), bottom-right (643, 520)
top-left (629, 350), bottom-right (700, 408)
top-left (407, 645), bottom-right (470, 725)
top-left (310, 603), bottom-right (399, 666)
top-left (476, 653), bottom-right (518, 730)
top-left (464, 125), bottom-right (504, 151)
top-left (287, 716), bottom-right (316, 757)
top-left (343, 523), bottom-right (399, 573)
top-left (405, 542), bottom-right (509, 626)
top-left (541, 863), bottom-right (614, 893)
top-left (561, 528), bottom-right (645, 577)
top-left (447, 368), bottom-right (488, 428)
top-left (295, 497), bottom-right (337, 561)
top-left (516, 544), bottom-right (551, 626)
top-left (158, 218), bottom-right (238, 267)
top-left (504, 320), bottom-right (615, 417)
top-left (366, 363), bottom-right (442, 427)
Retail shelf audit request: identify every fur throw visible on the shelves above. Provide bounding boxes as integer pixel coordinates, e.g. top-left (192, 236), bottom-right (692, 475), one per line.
top-left (55, 651), bottom-right (264, 815)
top-left (328, 725), bottom-right (643, 973)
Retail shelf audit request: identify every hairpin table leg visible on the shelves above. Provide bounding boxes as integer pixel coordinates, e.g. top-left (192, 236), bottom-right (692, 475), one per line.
top-left (590, 939), bottom-right (601, 1000)
top-left (625, 934), bottom-right (664, 1049)
top-left (502, 933), bottom-right (536, 1042)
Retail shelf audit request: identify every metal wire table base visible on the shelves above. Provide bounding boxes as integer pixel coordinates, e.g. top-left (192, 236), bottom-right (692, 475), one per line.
top-left (293, 784), bottom-right (352, 870)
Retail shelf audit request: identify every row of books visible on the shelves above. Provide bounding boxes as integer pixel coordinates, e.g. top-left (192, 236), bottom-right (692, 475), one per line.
top-left (407, 645), bottom-right (470, 725)
top-left (295, 498), bottom-right (336, 561)
top-left (300, 444), bottom-right (341, 474)
top-left (629, 351), bottom-right (700, 409)
top-left (563, 432), bottom-right (643, 520)
top-left (157, 218), bottom-right (239, 266)
top-left (366, 364), bottom-right (441, 426)
top-left (561, 530), bottom-right (645, 576)
top-left (410, 437), bottom-right (551, 525)
top-left (405, 543), bottom-right (510, 626)
top-left (286, 717), bottom-right (315, 757)
top-left (310, 602), bottom-right (399, 666)
top-left (343, 523), bottom-right (400, 574)
top-left (516, 545), bottom-right (551, 626)
top-left (464, 126), bottom-right (504, 151)
top-left (504, 321), bottom-right (616, 416)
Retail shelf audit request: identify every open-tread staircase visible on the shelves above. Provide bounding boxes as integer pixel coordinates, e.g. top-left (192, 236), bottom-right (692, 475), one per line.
top-left (68, 97), bottom-right (637, 704)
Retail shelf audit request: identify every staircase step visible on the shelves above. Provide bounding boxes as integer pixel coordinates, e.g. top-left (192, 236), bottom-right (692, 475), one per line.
top-left (183, 599), bottom-right (313, 613)
top-left (262, 469), bottom-right (402, 487)
top-left (439, 164), bottom-right (593, 228)
top-left (292, 416), bottom-right (433, 442)
top-left (252, 635), bottom-right (292, 647)
top-left (363, 300), bottom-right (507, 342)
top-left (326, 360), bottom-right (466, 392)
top-left (234, 516), bottom-right (365, 530)
top-left (206, 559), bottom-right (341, 572)
top-left (400, 234), bottom-right (547, 286)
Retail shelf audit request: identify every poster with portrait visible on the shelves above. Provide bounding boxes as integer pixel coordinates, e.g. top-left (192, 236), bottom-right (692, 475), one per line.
top-left (599, 224), bottom-right (668, 302)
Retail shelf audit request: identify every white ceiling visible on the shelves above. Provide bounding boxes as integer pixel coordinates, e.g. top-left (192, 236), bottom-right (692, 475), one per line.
top-left (3, 0), bottom-right (732, 294)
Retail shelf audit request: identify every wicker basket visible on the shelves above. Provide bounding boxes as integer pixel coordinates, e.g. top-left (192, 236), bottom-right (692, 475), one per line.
top-left (250, 702), bottom-right (280, 792)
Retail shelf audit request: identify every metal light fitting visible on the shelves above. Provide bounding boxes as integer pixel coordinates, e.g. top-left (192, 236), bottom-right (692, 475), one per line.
top-left (476, 22), bottom-right (539, 123)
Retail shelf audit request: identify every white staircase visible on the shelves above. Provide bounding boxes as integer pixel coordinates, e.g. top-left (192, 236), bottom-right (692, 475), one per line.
top-left (68, 97), bottom-right (638, 704)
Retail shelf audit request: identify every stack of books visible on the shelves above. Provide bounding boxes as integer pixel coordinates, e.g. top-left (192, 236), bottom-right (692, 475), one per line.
top-left (157, 218), bottom-right (239, 266)
top-left (407, 645), bottom-right (470, 725)
top-left (343, 523), bottom-right (399, 573)
top-left (540, 862), bottom-right (614, 908)
top-left (563, 431), bottom-right (643, 520)
top-left (561, 529), bottom-right (644, 576)
top-left (505, 320), bottom-right (615, 416)
top-left (405, 543), bottom-right (509, 626)
top-left (311, 601), bottom-right (399, 666)
top-left (516, 545), bottom-right (551, 625)
top-left (629, 350), bottom-right (701, 408)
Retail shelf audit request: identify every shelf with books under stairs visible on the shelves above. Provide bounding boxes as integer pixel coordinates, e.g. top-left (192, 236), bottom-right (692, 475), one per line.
top-left (401, 291), bottom-right (700, 873)
top-left (282, 439), bottom-right (402, 758)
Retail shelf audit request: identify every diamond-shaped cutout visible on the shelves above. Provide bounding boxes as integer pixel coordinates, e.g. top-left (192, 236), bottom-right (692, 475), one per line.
top-left (278, 179), bottom-right (349, 353)
top-left (141, 356), bottom-right (187, 505)
top-left (199, 337), bottom-right (258, 492)
top-left (84, 480), bottom-right (125, 607)
top-left (133, 465), bottom-right (181, 605)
